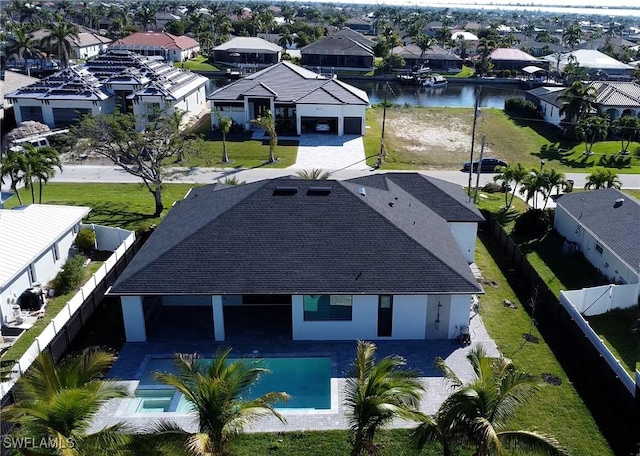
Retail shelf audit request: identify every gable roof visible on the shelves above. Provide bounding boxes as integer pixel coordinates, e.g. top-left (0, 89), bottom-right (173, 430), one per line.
top-left (301, 36), bottom-right (373, 56)
top-left (555, 189), bottom-right (640, 274)
top-left (588, 81), bottom-right (640, 107)
top-left (526, 86), bottom-right (565, 108)
top-left (0, 205), bottom-right (91, 287)
top-left (348, 173), bottom-right (484, 222)
top-left (208, 61), bottom-right (368, 105)
top-left (544, 50), bottom-right (633, 71)
top-left (392, 44), bottom-right (462, 61)
top-left (111, 32), bottom-right (199, 50)
top-left (333, 28), bottom-right (372, 47)
top-left (110, 177), bottom-right (481, 296)
top-left (490, 48), bottom-right (540, 61)
top-left (213, 37), bottom-right (282, 53)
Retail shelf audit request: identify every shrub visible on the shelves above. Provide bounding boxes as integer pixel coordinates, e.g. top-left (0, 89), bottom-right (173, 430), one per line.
top-left (75, 228), bottom-right (96, 251)
top-left (53, 255), bottom-right (87, 295)
top-left (504, 98), bottom-right (540, 119)
top-left (513, 209), bottom-right (552, 237)
top-left (481, 182), bottom-right (504, 193)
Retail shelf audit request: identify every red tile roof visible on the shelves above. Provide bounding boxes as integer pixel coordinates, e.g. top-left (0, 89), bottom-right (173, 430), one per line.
top-left (111, 32), bottom-right (199, 51)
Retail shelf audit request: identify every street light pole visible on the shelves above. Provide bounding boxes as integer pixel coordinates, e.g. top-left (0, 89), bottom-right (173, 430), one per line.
top-left (468, 87), bottom-right (481, 198)
top-left (473, 135), bottom-right (487, 204)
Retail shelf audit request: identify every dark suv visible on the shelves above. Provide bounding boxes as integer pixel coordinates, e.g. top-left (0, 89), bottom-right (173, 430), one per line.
top-left (462, 157), bottom-right (508, 173)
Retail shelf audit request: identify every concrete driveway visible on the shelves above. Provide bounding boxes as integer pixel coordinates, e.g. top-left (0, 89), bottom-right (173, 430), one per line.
top-left (289, 134), bottom-right (369, 171)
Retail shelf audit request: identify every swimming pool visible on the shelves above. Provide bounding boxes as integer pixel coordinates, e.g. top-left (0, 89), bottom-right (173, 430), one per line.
top-left (130, 356), bottom-right (332, 414)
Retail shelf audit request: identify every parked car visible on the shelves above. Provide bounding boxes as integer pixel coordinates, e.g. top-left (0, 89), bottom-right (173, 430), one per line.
top-left (315, 120), bottom-right (331, 132)
top-left (462, 157), bottom-right (508, 173)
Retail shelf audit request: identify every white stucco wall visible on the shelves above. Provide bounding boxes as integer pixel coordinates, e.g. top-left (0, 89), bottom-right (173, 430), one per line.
top-left (12, 98), bottom-right (115, 128)
top-left (554, 207), bottom-right (637, 284)
top-left (540, 100), bottom-right (563, 126)
top-left (392, 295), bottom-right (428, 339)
top-left (296, 103), bottom-right (366, 136)
top-left (448, 294), bottom-right (472, 339)
top-left (135, 84), bottom-right (207, 130)
top-left (448, 222), bottom-right (478, 264)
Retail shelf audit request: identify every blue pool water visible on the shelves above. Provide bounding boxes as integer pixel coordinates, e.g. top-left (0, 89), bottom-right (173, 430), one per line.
top-left (132, 356), bottom-right (332, 413)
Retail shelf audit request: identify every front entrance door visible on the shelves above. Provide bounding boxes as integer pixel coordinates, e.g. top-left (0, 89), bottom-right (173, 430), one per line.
top-left (377, 295), bottom-right (393, 337)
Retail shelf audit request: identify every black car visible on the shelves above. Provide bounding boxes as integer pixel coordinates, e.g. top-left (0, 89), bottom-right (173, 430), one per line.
top-left (462, 157), bottom-right (508, 173)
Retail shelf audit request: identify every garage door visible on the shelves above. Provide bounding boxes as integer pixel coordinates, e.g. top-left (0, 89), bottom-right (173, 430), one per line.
top-left (344, 117), bottom-right (363, 135)
top-left (301, 117), bottom-right (338, 134)
top-left (52, 108), bottom-right (91, 127)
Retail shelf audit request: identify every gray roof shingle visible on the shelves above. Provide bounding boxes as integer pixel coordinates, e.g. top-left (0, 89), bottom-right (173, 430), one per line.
top-left (110, 177), bottom-right (481, 296)
top-left (555, 189), bottom-right (640, 274)
top-left (301, 36), bottom-right (374, 56)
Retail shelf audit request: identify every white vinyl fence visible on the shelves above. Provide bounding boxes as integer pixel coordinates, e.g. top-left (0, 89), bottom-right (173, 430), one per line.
top-left (0, 229), bottom-right (136, 400)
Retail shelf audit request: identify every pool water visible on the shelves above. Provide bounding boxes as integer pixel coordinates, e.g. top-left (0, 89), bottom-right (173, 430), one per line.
top-left (131, 356), bottom-right (332, 413)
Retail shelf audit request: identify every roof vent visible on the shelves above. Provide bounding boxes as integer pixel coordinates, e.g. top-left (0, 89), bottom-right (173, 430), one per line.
top-left (307, 186), bottom-right (331, 196)
top-left (614, 198), bottom-right (624, 208)
top-left (358, 187), bottom-right (366, 197)
top-left (273, 186), bottom-right (298, 195)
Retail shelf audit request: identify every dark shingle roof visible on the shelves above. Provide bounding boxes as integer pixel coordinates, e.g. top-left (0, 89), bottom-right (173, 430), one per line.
top-left (110, 177), bottom-right (481, 296)
top-left (301, 36), bottom-right (374, 56)
top-left (348, 173), bottom-right (484, 222)
top-left (555, 189), bottom-right (640, 274)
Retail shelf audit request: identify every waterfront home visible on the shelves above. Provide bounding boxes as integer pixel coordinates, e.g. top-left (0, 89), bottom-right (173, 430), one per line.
top-left (391, 43), bottom-right (463, 72)
top-left (301, 34), bottom-right (374, 73)
top-left (109, 32), bottom-right (201, 63)
top-left (543, 50), bottom-right (635, 81)
top-left (5, 50), bottom-right (208, 131)
top-left (208, 61), bottom-right (368, 136)
top-left (489, 48), bottom-right (549, 72)
top-left (108, 174), bottom-right (484, 342)
top-left (212, 37), bottom-right (282, 68)
top-left (344, 17), bottom-right (374, 35)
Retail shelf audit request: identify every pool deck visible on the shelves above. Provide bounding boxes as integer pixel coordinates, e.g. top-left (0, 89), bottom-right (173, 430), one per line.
top-left (92, 311), bottom-right (499, 435)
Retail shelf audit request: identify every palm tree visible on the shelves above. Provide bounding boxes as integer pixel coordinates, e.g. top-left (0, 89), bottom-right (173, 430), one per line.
top-left (345, 340), bottom-right (425, 456)
top-left (540, 168), bottom-right (567, 209)
top-left (297, 169), bottom-right (332, 180)
top-left (562, 22), bottom-right (584, 51)
top-left (153, 349), bottom-right (290, 456)
top-left (418, 345), bottom-right (568, 456)
top-left (558, 81), bottom-right (597, 127)
top-left (31, 145), bottom-right (63, 203)
top-left (2, 348), bottom-right (130, 454)
top-left (475, 38), bottom-right (496, 76)
top-left (414, 33), bottom-right (435, 65)
top-left (0, 147), bottom-right (28, 205)
top-left (214, 110), bottom-right (233, 163)
top-left (4, 24), bottom-right (40, 76)
top-left (493, 163), bottom-right (529, 209)
top-left (278, 28), bottom-right (294, 50)
top-left (575, 114), bottom-right (610, 156)
top-left (40, 18), bottom-right (79, 68)
top-left (135, 5), bottom-right (157, 31)
top-left (519, 170), bottom-right (548, 209)
top-left (585, 168), bottom-right (622, 190)
top-left (250, 110), bottom-right (277, 164)
top-left (612, 115), bottom-right (640, 155)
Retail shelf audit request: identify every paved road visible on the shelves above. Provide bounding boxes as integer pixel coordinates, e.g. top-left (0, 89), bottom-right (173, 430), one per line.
top-left (51, 164), bottom-right (640, 190)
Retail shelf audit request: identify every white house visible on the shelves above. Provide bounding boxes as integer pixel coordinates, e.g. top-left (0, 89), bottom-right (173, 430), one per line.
top-left (543, 49), bottom-right (635, 80)
top-left (0, 204), bottom-right (91, 326)
top-left (554, 189), bottom-right (640, 285)
top-left (108, 174), bottom-right (484, 343)
top-left (109, 32), bottom-right (200, 63)
top-left (526, 86), bottom-right (565, 126)
top-left (30, 25), bottom-right (112, 61)
top-left (209, 61), bottom-right (369, 136)
top-left (5, 50), bottom-right (209, 131)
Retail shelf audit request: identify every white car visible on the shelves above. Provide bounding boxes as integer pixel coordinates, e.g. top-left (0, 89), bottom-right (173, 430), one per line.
top-left (315, 121), bottom-right (331, 132)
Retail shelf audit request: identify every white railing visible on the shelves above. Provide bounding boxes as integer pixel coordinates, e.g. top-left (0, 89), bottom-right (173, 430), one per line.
top-left (0, 230), bottom-right (136, 399)
top-left (559, 290), bottom-right (636, 395)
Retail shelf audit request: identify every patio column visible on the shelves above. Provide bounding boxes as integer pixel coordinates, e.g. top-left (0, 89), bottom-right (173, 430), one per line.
top-left (212, 295), bottom-right (225, 341)
top-left (337, 114), bottom-right (344, 136)
top-left (121, 296), bottom-right (146, 342)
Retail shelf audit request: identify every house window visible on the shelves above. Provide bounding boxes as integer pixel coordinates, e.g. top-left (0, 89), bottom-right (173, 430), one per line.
top-left (303, 295), bottom-right (352, 321)
top-left (28, 265), bottom-right (37, 284)
top-left (595, 244), bottom-right (603, 255)
top-left (52, 243), bottom-right (60, 261)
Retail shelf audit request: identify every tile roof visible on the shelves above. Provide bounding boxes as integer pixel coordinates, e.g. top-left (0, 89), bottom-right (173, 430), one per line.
top-left (213, 37), bottom-right (282, 53)
top-left (111, 32), bottom-right (199, 50)
top-left (0, 70), bottom-right (39, 108)
top-left (555, 189), bottom-right (640, 274)
top-left (526, 86), bottom-right (565, 108)
top-left (490, 48), bottom-right (540, 61)
top-left (392, 44), bottom-right (462, 61)
top-left (0, 205), bottom-right (91, 286)
top-left (333, 28), bottom-right (373, 48)
top-left (543, 50), bottom-right (633, 71)
top-left (301, 36), bottom-right (374, 56)
top-left (110, 177), bottom-right (481, 296)
top-left (208, 61), bottom-right (368, 105)
top-left (588, 81), bottom-right (640, 107)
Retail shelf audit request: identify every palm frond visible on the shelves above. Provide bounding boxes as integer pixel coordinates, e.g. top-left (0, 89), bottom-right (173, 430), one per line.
top-left (499, 430), bottom-right (570, 456)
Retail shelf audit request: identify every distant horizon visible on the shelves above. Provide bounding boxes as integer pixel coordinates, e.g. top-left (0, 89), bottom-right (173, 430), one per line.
top-left (277, 0), bottom-right (638, 10)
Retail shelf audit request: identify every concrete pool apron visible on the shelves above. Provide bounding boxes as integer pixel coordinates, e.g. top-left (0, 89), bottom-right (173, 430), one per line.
top-left (93, 313), bottom-right (498, 434)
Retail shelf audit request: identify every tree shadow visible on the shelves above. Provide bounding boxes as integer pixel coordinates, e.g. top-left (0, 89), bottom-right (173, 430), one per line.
top-left (87, 201), bottom-right (158, 229)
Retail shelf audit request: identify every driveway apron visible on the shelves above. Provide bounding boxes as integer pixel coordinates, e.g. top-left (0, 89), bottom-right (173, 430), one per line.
top-left (290, 134), bottom-right (368, 171)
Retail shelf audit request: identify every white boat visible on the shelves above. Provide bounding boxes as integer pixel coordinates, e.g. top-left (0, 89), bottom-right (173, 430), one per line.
top-left (423, 74), bottom-right (448, 87)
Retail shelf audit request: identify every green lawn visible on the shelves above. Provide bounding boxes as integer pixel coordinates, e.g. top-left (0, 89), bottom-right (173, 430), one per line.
top-left (365, 106), bottom-right (640, 173)
top-left (174, 55), bottom-right (221, 71)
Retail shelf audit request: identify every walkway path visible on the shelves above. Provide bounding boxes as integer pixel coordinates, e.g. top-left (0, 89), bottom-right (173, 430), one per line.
top-left (289, 134), bottom-right (368, 171)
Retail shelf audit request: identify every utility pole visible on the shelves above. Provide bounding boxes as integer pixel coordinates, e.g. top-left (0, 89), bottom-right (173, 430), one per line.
top-left (467, 87), bottom-right (481, 198)
top-left (474, 135), bottom-right (486, 204)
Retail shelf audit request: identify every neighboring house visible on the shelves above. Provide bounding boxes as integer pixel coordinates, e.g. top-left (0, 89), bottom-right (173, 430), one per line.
top-left (0, 70), bottom-right (39, 121)
top-left (6, 50), bottom-right (209, 130)
top-left (489, 48), bottom-right (549, 72)
top-left (543, 49), bottom-right (635, 80)
top-left (344, 17), bottom-right (374, 35)
top-left (554, 189), bottom-right (640, 285)
top-left (301, 35), bottom-right (374, 72)
top-left (30, 24), bottom-right (112, 61)
top-left (109, 32), bottom-right (200, 62)
top-left (0, 204), bottom-right (90, 325)
top-left (332, 28), bottom-right (373, 48)
top-left (257, 33), bottom-right (299, 50)
top-left (577, 37), bottom-right (637, 52)
top-left (391, 44), bottom-right (463, 71)
top-left (451, 30), bottom-right (479, 41)
top-left (515, 37), bottom-right (563, 58)
top-left (527, 81), bottom-right (640, 126)
top-left (212, 37), bottom-right (282, 68)
top-left (108, 175), bottom-right (484, 343)
top-left (209, 61), bottom-right (369, 136)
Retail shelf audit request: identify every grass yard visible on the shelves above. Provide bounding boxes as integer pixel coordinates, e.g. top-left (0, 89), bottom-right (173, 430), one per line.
top-left (187, 121), bottom-right (298, 168)
top-left (174, 55), bottom-right (220, 71)
top-left (366, 107), bottom-right (640, 173)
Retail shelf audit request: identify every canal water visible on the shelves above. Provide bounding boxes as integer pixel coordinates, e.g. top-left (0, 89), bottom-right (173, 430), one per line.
top-left (208, 79), bottom-right (526, 109)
